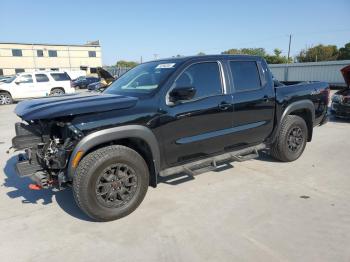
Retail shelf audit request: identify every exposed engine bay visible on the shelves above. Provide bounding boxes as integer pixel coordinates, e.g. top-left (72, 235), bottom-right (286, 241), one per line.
top-left (12, 121), bottom-right (83, 189)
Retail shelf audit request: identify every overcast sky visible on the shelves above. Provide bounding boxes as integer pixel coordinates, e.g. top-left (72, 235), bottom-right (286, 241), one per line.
top-left (1, 0), bottom-right (349, 65)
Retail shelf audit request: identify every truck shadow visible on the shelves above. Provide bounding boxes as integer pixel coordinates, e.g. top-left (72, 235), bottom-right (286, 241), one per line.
top-left (2, 156), bottom-right (93, 221)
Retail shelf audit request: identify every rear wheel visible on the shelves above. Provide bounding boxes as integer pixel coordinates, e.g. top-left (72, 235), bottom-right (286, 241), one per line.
top-left (73, 145), bottom-right (149, 221)
top-left (0, 92), bottom-right (13, 105)
top-left (50, 88), bottom-right (65, 96)
top-left (270, 115), bottom-right (308, 162)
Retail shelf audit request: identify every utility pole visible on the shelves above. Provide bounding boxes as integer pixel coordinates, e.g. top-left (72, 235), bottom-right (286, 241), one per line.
top-left (287, 34), bottom-right (292, 63)
top-left (140, 56), bottom-right (143, 64)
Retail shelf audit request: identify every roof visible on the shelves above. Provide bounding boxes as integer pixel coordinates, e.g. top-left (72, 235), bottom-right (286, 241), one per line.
top-left (0, 41), bottom-right (100, 47)
top-left (150, 54), bottom-right (264, 63)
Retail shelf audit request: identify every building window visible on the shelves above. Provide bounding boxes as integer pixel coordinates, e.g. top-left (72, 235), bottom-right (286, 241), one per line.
top-left (80, 66), bottom-right (88, 71)
top-left (39, 68), bottom-right (45, 71)
top-left (15, 69), bottom-right (25, 74)
top-left (0, 69), bottom-right (3, 76)
top-left (88, 51), bottom-right (96, 57)
top-left (48, 50), bottom-right (57, 57)
top-left (90, 67), bottom-right (97, 74)
top-left (37, 50), bottom-right (44, 57)
top-left (50, 68), bottom-right (59, 71)
top-left (12, 49), bottom-right (23, 57)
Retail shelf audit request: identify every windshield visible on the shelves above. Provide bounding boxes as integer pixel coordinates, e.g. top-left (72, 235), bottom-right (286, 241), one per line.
top-left (105, 61), bottom-right (178, 95)
top-left (3, 76), bottom-right (16, 83)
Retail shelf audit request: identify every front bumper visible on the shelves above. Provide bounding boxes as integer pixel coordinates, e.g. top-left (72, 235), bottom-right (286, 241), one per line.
top-left (15, 151), bottom-right (49, 188)
top-left (331, 102), bottom-right (350, 118)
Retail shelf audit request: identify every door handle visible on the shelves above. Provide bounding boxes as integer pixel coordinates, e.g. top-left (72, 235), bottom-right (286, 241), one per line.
top-left (218, 102), bottom-right (231, 110)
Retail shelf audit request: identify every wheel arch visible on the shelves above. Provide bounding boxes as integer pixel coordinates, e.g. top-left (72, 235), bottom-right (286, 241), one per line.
top-left (272, 100), bottom-right (315, 143)
top-left (50, 87), bottom-right (65, 93)
top-left (68, 125), bottom-right (160, 187)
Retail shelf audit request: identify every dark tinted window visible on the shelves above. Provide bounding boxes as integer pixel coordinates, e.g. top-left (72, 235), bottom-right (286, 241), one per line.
top-left (15, 69), bottom-right (25, 74)
top-left (88, 51), bottom-right (96, 57)
top-left (12, 49), bottom-right (22, 56)
top-left (90, 67), bottom-right (97, 74)
top-left (229, 61), bottom-right (261, 92)
top-left (0, 69), bottom-right (3, 76)
top-left (35, 74), bottom-right (49, 82)
top-left (50, 68), bottom-right (59, 71)
top-left (37, 50), bottom-right (44, 57)
top-left (39, 68), bottom-right (45, 70)
top-left (175, 62), bottom-right (222, 99)
top-left (17, 74), bottom-right (33, 83)
top-left (48, 50), bottom-right (57, 57)
top-left (51, 73), bottom-right (71, 81)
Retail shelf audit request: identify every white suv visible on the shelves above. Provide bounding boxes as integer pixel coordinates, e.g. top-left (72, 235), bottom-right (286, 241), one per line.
top-left (0, 71), bottom-right (76, 104)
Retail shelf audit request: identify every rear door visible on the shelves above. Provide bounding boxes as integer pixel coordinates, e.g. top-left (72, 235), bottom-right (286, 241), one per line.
top-left (34, 73), bottom-right (51, 97)
top-left (227, 60), bottom-right (275, 146)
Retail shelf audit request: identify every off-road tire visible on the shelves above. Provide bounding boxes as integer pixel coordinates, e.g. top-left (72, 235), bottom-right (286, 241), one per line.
top-left (0, 92), bottom-right (13, 105)
top-left (270, 115), bottom-right (308, 162)
top-left (73, 145), bottom-right (149, 222)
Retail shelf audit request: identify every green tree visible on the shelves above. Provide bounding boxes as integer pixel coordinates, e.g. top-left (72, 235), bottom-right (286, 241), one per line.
top-left (197, 52), bottom-right (206, 56)
top-left (265, 48), bottom-right (292, 64)
top-left (221, 48), bottom-right (267, 57)
top-left (338, 42), bottom-right (350, 60)
top-left (116, 60), bottom-right (138, 68)
top-left (296, 44), bottom-right (338, 62)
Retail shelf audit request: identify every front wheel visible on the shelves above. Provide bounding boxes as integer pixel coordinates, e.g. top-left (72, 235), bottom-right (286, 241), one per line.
top-left (0, 92), bottom-right (13, 105)
top-left (73, 145), bottom-right (149, 221)
top-left (270, 115), bottom-right (308, 162)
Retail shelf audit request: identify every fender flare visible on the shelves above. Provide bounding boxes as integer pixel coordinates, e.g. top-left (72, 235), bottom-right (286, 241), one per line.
top-left (67, 125), bottom-right (161, 180)
top-left (271, 100), bottom-right (315, 143)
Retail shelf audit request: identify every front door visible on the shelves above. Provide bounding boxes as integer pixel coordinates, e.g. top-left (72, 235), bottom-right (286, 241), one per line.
top-left (13, 74), bottom-right (36, 99)
top-left (159, 61), bottom-right (234, 166)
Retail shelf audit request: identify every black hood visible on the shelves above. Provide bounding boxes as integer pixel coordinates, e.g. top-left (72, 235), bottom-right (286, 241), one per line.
top-left (15, 93), bottom-right (138, 121)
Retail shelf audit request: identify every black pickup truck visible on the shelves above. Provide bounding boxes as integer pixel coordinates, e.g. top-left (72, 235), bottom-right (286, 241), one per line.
top-left (11, 55), bottom-right (329, 221)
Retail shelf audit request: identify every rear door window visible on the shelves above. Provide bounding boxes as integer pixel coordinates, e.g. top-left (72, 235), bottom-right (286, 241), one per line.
top-left (174, 62), bottom-right (222, 100)
top-left (229, 61), bottom-right (261, 92)
top-left (35, 74), bottom-right (49, 82)
top-left (50, 73), bottom-right (71, 81)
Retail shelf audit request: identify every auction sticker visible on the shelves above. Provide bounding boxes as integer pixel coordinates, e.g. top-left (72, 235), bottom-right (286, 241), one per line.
top-left (156, 63), bottom-right (176, 69)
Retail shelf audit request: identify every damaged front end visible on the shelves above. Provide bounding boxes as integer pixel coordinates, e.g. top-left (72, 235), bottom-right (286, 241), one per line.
top-left (11, 121), bottom-right (83, 190)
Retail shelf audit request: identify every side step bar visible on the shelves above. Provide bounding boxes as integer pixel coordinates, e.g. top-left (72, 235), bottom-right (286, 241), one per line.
top-left (159, 143), bottom-right (266, 177)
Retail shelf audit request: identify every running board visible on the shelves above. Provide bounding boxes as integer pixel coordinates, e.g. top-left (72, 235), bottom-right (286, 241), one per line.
top-left (159, 143), bottom-right (265, 177)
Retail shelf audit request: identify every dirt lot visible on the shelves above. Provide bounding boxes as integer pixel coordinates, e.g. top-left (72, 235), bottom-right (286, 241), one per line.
top-left (0, 102), bottom-right (349, 262)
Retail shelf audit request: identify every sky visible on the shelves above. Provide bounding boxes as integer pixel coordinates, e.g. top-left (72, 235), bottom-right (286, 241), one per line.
top-left (1, 0), bottom-right (349, 65)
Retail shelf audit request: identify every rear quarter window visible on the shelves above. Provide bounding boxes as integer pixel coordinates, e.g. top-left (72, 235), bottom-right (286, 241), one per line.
top-left (50, 73), bottom-right (71, 81)
top-left (229, 61), bottom-right (261, 92)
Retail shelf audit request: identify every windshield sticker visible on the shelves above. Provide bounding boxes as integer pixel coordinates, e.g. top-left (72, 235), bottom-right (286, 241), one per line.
top-left (155, 63), bottom-right (176, 69)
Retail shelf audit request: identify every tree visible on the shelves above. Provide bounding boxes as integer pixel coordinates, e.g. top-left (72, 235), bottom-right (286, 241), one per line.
top-left (116, 60), bottom-right (138, 68)
top-left (221, 48), bottom-right (267, 57)
top-left (265, 48), bottom-right (292, 64)
top-left (338, 42), bottom-right (350, 60)
top-left (197, 52), bottom-right (206, 56)
top-left (296, 44), bottom-right (338, 62)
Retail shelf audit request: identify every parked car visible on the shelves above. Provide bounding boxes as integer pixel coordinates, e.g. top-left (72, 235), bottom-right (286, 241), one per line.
top-left (87, 68), bottom-right (116, 92)
top-left (0, 71), bottom-right (75, 105)
top-left (11, 55), bottom-right (329, 221)
top-left (72, 76), bottom-right (100, 89)
top-left (331, 65), bottom-right (350, 118)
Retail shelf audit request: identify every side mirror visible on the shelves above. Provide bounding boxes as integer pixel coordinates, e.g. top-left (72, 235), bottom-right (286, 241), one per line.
top-left (15, 80), bottom-right (20, 85)
top-left (169, 86), bottom-right (196, 103)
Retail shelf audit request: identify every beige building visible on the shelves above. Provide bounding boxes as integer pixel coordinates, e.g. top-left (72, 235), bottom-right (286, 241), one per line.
top-left (0, 41), bottom-right (102, 76)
